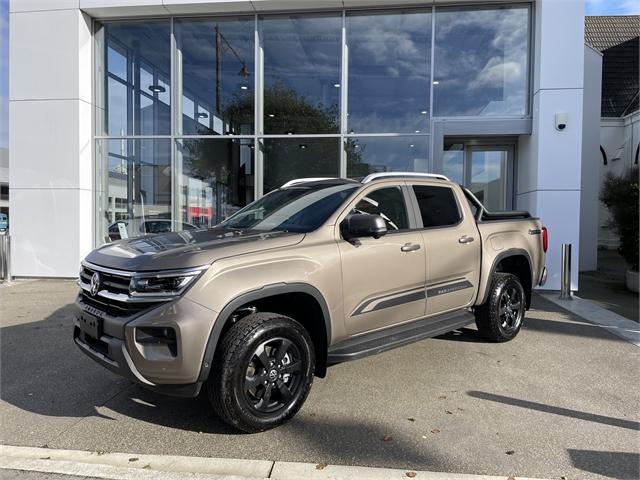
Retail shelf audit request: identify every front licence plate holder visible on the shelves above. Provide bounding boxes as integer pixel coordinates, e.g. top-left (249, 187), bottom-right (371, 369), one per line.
top-left (78, 310), bottom-right (102, 339)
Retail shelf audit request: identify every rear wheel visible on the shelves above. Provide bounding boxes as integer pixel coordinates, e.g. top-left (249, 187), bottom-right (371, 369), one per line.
top-left (207, 312), bottom-right (315, 432)
top-left (475, 273), bottom-right (525, 342)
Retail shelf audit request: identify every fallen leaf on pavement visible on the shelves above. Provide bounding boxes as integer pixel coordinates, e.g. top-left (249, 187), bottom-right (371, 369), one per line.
top-left (382, 435), bottom-right (393, 442)
top-left (316, 463), bottom-right (327, 470)
top-left (406, 472), bottom-right (417, 478)
top-left (445, 410), bottom-right (453, 415)
top-left (430, 428), bottom-right (440, 434)
top-left (129, 458), bottom-right (139, 462)
top-left (505, 450), bottom-right (515, 455)
top-left (407, 417), bottom-right (415, 422)
top-left (437, 395), bottom-right (447, 400)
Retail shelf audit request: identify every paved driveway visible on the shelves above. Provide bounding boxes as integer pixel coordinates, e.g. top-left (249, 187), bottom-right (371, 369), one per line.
top-left (1, 280), bottom-right (638, 480)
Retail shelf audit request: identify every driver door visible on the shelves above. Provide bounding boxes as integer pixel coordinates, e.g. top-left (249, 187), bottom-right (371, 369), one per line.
top-left (337, 184), bottom-right (426, 335)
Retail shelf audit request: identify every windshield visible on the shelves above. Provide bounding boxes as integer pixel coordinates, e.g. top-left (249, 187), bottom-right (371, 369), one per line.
top-left (222, 183), bottom-right (359, 233)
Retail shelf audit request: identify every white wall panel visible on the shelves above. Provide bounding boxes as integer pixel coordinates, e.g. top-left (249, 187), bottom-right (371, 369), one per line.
top-left (535, 88), bottom-right (584, 191)
top-left (10, 0), bottom-right (79, 12)
top-left (10, 10), bottom-right (84, 101)
top-left (163, 0), bottom-right (253, 14)
top-left (10, 100), bottom-right (92, 190)
top-left (9, 188), bottom-right (91, 277)
top-left (535, 0), bottom-right (585, 91)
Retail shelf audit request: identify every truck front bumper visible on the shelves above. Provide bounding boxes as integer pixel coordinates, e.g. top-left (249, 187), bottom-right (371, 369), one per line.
top-left (73, 294), bottom-right (218, 397)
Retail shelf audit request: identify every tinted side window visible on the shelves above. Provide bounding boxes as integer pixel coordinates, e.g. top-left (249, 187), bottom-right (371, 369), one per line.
top-left (412, 185), bottom-right (461, 228)
top-left (354, 186), bottom-right (409, 231)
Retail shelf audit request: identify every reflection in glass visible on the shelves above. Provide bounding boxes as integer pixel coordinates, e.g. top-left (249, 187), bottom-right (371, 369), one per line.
top-left (96, 139), bottom-right (172, 241)
top-left (470, 150), bottom-right (508, 211)
top-left (263, 138), bottom-right (340, 193)
top-left (260, 14), bottom-right (342, 134)
top-left (347, 10), bottom-right (431, 133)
top-left (433, 5), bottom-right (529, 116)
top-left (442, 143), bottom-right (464, 184)
top-left (97, 20), bottom-right (171, 135)
top-left (176, 17), bottom-right (255, 135)
top-left (176, 139), bottom-right (255, 227)
top-left (346, 136), bottom-right (429, 178)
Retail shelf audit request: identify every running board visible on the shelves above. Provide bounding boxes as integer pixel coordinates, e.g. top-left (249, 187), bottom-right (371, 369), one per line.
top-left (327, 310), bottom-right (475, 364)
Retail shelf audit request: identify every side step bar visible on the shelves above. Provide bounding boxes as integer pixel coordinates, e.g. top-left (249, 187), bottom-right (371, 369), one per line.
top-left (327, 309), bottom-right (475, 365)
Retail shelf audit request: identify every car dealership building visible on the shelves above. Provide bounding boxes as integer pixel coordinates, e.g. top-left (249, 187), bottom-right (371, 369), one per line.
top-left (9, 0), bottom-right (588, 290)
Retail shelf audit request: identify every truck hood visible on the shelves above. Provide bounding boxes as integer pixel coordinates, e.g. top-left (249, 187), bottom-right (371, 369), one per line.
top-left (84, 226), bottom-right (305, 272)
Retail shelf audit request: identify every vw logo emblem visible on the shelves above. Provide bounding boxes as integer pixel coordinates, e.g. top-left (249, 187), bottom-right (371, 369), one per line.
top-left (90, 272), bottom-right (101, 296)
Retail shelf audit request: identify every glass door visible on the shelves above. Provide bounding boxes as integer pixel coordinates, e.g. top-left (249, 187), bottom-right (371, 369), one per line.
top-left (442, 140), bottom-right (514, 211)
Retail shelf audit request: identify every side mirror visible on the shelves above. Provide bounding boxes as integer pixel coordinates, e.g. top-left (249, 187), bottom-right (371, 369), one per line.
top-left (341, 213), bottom-right (388, 240)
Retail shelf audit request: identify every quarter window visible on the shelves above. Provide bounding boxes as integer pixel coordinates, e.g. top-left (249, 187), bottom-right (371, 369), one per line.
top-left (412, 185), bottom-right (461, 228)
top-left (353, 187), bottom-right (409, 231)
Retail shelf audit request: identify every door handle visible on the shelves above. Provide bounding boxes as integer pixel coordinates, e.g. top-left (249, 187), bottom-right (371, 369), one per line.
top-left (458, 235), bottom-right (475, 244)
top-left (401, 243), bottom-right (421, 252)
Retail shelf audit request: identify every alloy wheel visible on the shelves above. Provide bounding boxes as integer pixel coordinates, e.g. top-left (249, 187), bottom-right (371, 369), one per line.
top-left (498, 285), bottom-right (523, 331)
top-left (243, 337), bottom-right (304, 414)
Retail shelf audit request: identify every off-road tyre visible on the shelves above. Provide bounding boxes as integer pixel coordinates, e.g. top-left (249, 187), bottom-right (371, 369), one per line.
top-left (475, 273), bottom-right (525, 342)
top-left (207, 312), bottom-right (315, 433)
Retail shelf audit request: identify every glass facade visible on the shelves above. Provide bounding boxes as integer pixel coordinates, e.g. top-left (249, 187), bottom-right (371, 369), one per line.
top-left (95, 4), bottom-right (531, 242)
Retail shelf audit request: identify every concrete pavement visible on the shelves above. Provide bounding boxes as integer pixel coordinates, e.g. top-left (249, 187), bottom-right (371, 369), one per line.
top-left (1, 280), bottom-right (639, 480)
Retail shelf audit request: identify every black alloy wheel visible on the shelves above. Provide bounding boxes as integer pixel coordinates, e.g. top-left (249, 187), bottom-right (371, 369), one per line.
top-left (498, 285), bottom-right (524, 333)
top-left (208, 312), bottom-right (315, 432)
top-left (475, 272), bottom-right (526, 342)
top-left (242, 337), bottom-right (304, 414)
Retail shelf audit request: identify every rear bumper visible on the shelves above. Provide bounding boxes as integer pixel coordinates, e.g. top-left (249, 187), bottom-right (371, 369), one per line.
top-left (538, 266), bottom-right (548, 286)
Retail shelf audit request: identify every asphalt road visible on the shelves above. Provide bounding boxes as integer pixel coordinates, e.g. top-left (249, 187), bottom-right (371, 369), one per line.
top-left (1, 280), bottom-right (638, 480)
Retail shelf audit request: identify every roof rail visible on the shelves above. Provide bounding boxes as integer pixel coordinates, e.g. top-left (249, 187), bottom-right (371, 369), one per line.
top-left (281, 177), bottom-right (337, 188)
top-left (361, 172), bottom-right (450, 183)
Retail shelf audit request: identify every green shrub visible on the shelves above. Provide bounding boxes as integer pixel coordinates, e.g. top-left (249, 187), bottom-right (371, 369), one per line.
top-left (600, 166), bottom-right (639, 271)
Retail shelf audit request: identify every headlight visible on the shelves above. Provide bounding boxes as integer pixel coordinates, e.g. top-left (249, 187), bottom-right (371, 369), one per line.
top-left (129, 267), bottom-right (207, 298)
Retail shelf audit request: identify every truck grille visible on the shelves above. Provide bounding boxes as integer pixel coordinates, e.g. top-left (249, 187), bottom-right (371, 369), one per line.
top-left (79, 264), bottom-right (163, 317)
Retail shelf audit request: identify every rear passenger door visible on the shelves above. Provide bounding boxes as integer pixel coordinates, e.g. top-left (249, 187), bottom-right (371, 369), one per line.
top-left (408, 183), bottom-right (481, 316)
top-left (337, 184), bottom-right (426, 335)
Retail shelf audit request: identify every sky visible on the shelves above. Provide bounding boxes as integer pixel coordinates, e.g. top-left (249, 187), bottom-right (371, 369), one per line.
top-left (585, 0), bottom-right (640, 15)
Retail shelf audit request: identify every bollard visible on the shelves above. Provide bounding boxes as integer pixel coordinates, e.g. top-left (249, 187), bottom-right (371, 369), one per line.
top-left (559, 243), bottom-right (572, 299)
top-left (0, 233), bottom-right (11, 283)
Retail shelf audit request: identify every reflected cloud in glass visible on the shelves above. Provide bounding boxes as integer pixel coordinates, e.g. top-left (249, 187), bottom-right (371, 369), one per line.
top-left (433, 5), bottom-right (529, 116)
top-left (347, 10), bottom-right (431, 133)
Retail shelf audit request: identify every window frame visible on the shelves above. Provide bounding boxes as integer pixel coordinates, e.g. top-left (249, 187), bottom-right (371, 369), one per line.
top-left (336, 183), bottom-right (420, 237)
top-left (406, 182), bottom-right (464, 231)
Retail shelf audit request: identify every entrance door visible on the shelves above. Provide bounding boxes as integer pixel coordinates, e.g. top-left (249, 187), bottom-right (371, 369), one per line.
top-left (442, 141), bottom-right (514, 211)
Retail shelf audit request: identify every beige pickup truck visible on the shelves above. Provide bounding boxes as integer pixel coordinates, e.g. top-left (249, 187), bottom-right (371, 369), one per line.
top-left (74, 173), bottom-right (547, 432)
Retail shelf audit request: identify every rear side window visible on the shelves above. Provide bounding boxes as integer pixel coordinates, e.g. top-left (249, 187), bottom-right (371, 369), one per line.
top-left (412, 185), bottom-right (461, 228)
top-left (353, 186), bottom-right (409, 231)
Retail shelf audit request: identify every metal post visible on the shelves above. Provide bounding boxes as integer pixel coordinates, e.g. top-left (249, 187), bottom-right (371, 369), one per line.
top-left (0, 233), bottom-right (11, 283)
top-left (560, 243), bottom-right (572, 299)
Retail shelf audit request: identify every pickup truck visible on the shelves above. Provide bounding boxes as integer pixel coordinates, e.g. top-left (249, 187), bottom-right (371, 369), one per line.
top-left (74, 172), bottom-right (547, 432)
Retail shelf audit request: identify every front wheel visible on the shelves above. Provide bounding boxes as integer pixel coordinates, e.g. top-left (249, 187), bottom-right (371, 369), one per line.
top-left (207, 312), bottom-right (315, 433)
top-left (475, 273), bottom-right (525, 342)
